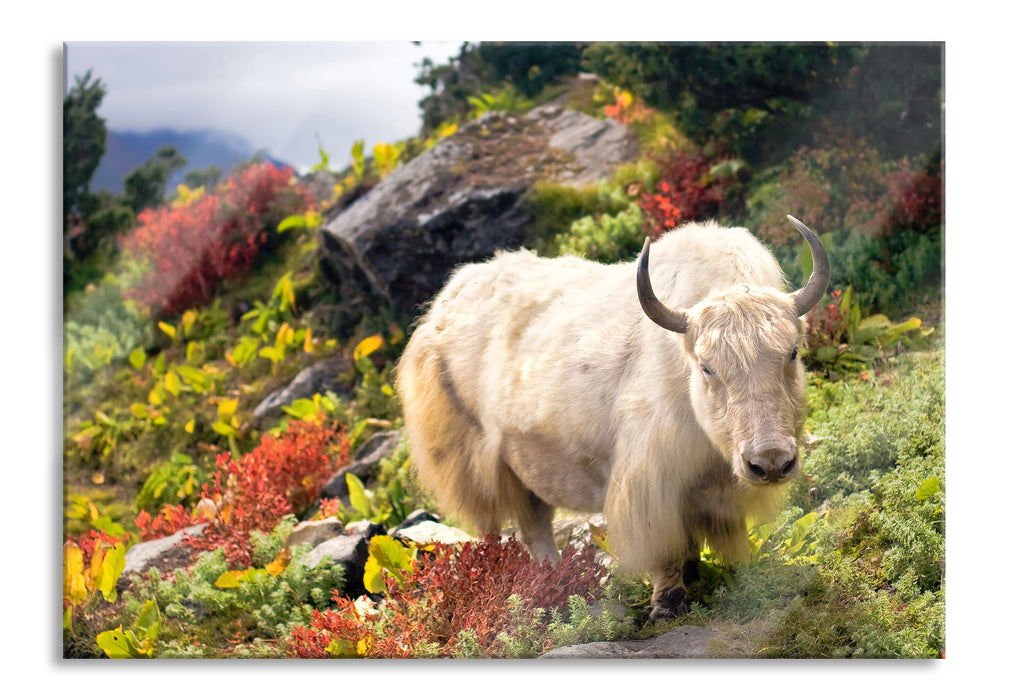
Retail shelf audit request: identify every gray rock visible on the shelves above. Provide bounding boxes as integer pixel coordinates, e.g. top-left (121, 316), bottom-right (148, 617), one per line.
top-left (284, 517), bottom-right (345, 549)
top-left (320, 107), bottom-right (638, 315)
top-left (539, 625), bottom-right (714, 659)
top-left (344, 519), bottom-right (387, 540)
top-left (302, 533), bottom-right (371, 598)
top-left (122, 523), bottom-right (208, 576)
top-left (252, 355), bottom-right (350, 426)
top-left (389, 509), bottom-right (440, 535)
top-left (320, 430), bottom-right (401, 500)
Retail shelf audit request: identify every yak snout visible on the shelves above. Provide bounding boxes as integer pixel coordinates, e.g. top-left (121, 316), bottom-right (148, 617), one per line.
top-left (740, 438), bottom-right (798, 484)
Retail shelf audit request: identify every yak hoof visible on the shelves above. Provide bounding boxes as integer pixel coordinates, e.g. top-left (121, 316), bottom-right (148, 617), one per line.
top-left (648, 585), bottom-right (689, 623)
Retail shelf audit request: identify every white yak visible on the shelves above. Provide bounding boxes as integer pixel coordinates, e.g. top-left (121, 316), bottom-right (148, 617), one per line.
top-left (395, 215), bottom-right (829, 619)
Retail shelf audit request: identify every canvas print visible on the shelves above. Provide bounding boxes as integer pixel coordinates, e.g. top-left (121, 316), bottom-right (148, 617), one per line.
top-left (62, 41), bottom-right (944, 659)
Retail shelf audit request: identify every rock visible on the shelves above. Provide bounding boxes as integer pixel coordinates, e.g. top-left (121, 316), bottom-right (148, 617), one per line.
top-left (122, 524), bottom-right (208, 577)
top-left (344, 519), bottom-right (387, 540)
top-left (320, 107), bottom-right (638, 315)
top-left (252, 355), bottom-right (351, 426)
top-left (394, 520), bottom-right (475, 547)
top-left (302, 533), bottom-right (371, 598)
top-left (390, 509), bottom-right (440, 535)
top-left (319, 430), bottom-right (401, 500)
top-left (284, 517), bottom-right (345, 549)
top-left (539, 625), bottom-right (714, 659)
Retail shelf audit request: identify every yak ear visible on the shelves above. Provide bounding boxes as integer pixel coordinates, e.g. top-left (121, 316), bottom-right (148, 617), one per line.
top-left (787, 215), bottom-right (830, 317)
top-left (637, 237), bottom-right (689, 334)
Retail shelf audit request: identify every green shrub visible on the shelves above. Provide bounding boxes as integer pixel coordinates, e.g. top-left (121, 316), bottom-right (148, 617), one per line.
top-left (120, 517), bottom-right (346, 658)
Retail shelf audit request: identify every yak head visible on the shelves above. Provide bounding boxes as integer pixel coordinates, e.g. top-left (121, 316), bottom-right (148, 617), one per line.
top-left (637, 216), bottom-right (829, 486)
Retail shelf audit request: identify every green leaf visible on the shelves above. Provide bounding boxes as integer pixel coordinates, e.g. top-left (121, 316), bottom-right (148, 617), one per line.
top-left (128, 347), bottom-right (147, 370)
top-left (97, 542), bottom-right (126, 602)
top-left (363, 535), bottom-right (416, 594)
top-left (133, 599), bottom-right (161, 643)
top-left (878, 317), bottom-right (922, 346)
top-left (211, 420), bottom-right (237, 437)
top-left (96, 626), bottom-right (154, 658)
top-left (346, 472), bottom-right (372, 518)
top-left (177, 365), bottom-right (210, 393)
top-left (277, 214), bottom-right (306, 233)
top-left (915, 476), bottom-right (941, 501)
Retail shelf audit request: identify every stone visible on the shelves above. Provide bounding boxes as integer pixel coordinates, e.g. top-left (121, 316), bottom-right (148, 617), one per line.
top-left (284, 517), bottom-right (345, 549)
top-left (319, 430), bottom-right (402, 500)
top-left (122, 524), bottom-right (208, 577)
top-left (302, 533), bottom-right (371, 598)
top-left (319, 107), bottom-right (638, 316)
top-left (539, 625), bottom-right (714, 659)
top-left (394, 520), bottom-right (475, 547)
top-left (344, 519), bottom-right (387, 540)
top-left (389, 509), bottom-right (440, 535)
top-left (252, 355), bottom-right (351, 426)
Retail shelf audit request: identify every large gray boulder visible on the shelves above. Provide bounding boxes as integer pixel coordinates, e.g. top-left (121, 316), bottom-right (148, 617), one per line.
top-left (319, 105), bottom-right (638, 315)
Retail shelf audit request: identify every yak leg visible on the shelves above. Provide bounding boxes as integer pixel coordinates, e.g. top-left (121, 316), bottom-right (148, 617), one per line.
top-left (515, 491), bottom-right (560, 563)
top-left (648, 552), bottom-right (700, 622)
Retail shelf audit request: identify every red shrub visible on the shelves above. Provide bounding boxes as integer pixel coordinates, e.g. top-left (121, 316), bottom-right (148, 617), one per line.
top-left (287, 535), bottom-right (607, 658)
top-left (638, 151), bottom-right (733, 236)
top-left (134, 420), bottom-right (349, 567)
top-left (135, 504), bottom-right (202, 542)
top-left (880, 159), bottom-right (943, 236)
top-left (121, 162), bottom-right (313, 316)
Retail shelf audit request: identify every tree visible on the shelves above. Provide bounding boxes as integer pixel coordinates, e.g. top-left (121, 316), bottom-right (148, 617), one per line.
top-left (122, 146), bottom-right (188, 214)
top-left (63, 70), bottom-right (108, 242)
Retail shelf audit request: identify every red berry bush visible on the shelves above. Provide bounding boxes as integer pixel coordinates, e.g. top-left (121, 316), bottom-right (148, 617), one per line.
top-left (121, 162), bottom-right (313, 317)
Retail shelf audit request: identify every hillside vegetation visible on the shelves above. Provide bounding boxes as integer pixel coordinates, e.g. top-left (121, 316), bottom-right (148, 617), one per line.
top-left (62, 41), bottom-right (944, 658)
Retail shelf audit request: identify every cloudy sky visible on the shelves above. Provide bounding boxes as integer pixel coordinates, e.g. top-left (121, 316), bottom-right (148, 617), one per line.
top-left (65, 41), bottom-right (464, 172)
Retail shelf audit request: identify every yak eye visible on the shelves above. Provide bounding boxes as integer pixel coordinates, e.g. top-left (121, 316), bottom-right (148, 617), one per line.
top-left (790, 346), bottom-right (798, 362)
top-left (700, 364), bottom-right (714, 377)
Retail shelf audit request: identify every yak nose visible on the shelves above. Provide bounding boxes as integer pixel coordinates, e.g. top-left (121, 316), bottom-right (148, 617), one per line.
top-left (742, 442), bottom-right (798, 483)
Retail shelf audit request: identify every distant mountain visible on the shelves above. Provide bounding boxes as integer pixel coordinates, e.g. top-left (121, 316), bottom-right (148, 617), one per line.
top-left (91, 128), bottom-right (291, 194)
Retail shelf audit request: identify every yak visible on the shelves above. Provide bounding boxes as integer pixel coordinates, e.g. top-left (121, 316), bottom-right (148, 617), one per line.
top-left (395, 215), bottom-right (829, 620)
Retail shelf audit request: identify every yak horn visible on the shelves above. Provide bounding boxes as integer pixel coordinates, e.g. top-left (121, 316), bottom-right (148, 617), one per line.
top-left (637, 236), bottom-right (689, 334)
top-left (787, 215), bottom-right (830, 317)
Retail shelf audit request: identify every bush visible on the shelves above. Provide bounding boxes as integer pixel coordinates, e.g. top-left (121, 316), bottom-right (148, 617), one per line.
top-left (639, 150), bottom-right (743, 236)
top-left (121, 162), bottom-right (313, 317)
top-left (287, 536), bottom-right (607, 658)
top-left (119, 524), bottom-right (346, 658)
top-left (135, 420), bottom-right (350, 567)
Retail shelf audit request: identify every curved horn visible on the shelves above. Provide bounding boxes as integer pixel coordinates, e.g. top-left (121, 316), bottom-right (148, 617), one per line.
top-left (637, 236), bottom-right (689, 334)
top-left (787, 215), bottom-right (830, 317)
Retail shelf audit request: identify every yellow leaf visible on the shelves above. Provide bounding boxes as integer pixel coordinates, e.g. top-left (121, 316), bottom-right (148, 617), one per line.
top-left (185, 418), bottom-right (195, 433)
top-left (353, 334), bottom-right (384, 361)
top-left (217, 397), bottom-right (239, 419)
top-left (181, 309), bottom-right (197, 335)
top-left (588, 522), bottom-right (610, 554)
top-left (214, 569), bottom-right (254, 588)
top-left (265, 548), bottom-right (293, 576)
top-left (163, 371), bottom-right (182, 397)
top-left (303, 327), bottom-right (314, 353)
top-left (158, 321), bottom-right (176, 340)
top-left (63, 542), bottom-right (88, 606)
